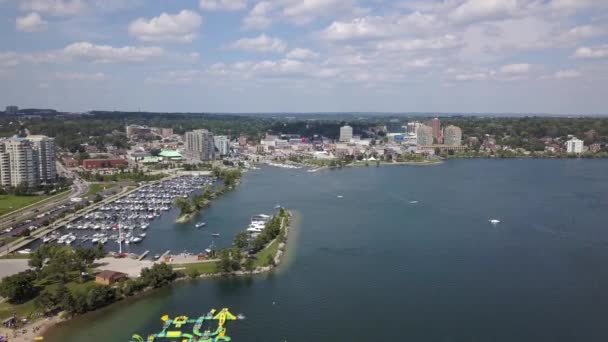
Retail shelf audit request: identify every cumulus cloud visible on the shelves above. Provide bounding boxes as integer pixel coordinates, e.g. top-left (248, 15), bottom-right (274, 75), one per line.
top-left (554, 69), bottom-right (581, 79)
top-left (0, 53), bottom-right (21, 68)
top-left (128, 10), bottom-right (202, 43)
top-left (242, 0), bottom-right (360, 29)
top-left (573, 45), bottom-right (608, 59)
top-left (63, 42), bottom-right (164, 63)
top-left (231, 34), bottom-right (286, 53)
top-left (16, 12), bottom-right (48, 32)
top-left (286, 48), bottom-right (319, 60)
top-left (199, 0), bottom-right (247, 11)
top-left (450, 63), bottom-right (532, 82)
top-left (376, 35), bottom-right (462, 52)
top-left (54, 71), bottom-right (107, 81)
top-left (242, 1), bottom-right (273, 29)
top-left (19, 0), bottom-right (86, 16)
top-left (499, 63), bottom-right (531, 74)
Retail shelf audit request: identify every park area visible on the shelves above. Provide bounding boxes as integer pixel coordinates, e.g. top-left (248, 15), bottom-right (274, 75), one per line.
top-left (0, 195), bottom-right (52, 216)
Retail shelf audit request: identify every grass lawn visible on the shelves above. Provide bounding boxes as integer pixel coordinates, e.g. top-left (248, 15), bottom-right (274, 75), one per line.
top-left (173, 262), bottom-right (218, 274)
top-left (254, 238), bottom-right (280, 267)
top-left (0, 195), bottom-right (52, 216)
top-left (0, 299), bottom-right (38, 319)
top-left (85, 183), bottom-right (117, 197)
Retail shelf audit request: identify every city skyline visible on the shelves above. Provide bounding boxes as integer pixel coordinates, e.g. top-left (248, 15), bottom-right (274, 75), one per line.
top-left (1, 0), bottom-right (608, 114)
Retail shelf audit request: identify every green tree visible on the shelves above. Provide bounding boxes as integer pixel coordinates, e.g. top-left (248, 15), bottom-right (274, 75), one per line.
top-left (233, 232), bottom-right (248, 249)
top-left (0, 270), bottom-right (38, 303)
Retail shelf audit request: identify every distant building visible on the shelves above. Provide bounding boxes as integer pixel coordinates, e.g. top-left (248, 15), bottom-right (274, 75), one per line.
top-left (151, 127), bottom-right (174, 138)
top-left (444, 125), bottom-right (462, 146)
top-left (82, 158), bottom-right (127, 169)
top-left (339, 125), bottom-right (353, 142)
top-left (185, 129), bottom-right (215, 161)
top-left (213, 135), bottom-right (230, 156)
top-left (566, 137), bottom-right (584, 153)
top-left (238, 135), bottom-right (247, 147)
top-left (416, 125), bottom-right (434, 146)
top-left (27, 135), bottom-right (57, 184)
top-left (5, 106), bottom-right (18, 115)
top-left (0, 135), bottom-right (56, 187)
top-left (158, 150), bottom-right (182, 161)
top-left (126, 125), bottom-right (152, 139)
top-left (427, 118), bottom-right (442, 143)
top-left (406, 122), bottom-right (423, 134)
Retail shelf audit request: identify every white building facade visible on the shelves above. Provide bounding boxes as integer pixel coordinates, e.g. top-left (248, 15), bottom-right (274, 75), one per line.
top-left (339, 125), bottom-right (353, 142)
top-left (213, 135), bottom-right (230, 156)
top-left (566, 137), bottom-right (584, 153)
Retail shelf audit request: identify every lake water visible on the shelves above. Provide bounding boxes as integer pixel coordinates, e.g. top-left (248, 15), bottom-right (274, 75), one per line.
top-left (45, 160), bottom-right (608, 341)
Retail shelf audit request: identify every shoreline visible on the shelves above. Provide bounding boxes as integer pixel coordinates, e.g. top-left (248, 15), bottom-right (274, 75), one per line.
top-left (39, 210), bottom-right (295, 339)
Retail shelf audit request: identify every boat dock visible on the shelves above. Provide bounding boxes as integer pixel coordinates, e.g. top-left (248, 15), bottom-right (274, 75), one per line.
top-left (138, 250), bottom-right (150, 261)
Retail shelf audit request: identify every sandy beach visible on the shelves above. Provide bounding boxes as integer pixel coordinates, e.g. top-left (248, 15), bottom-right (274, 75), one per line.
top-left (0, 315), bottom-right (62, 342)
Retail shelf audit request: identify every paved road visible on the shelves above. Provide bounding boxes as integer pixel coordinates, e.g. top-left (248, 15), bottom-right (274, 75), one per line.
top-left (0, 259), bottom-right (30, 279)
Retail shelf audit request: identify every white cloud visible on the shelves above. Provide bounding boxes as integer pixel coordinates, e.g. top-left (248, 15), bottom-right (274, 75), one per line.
top-left (286, 48), bottom-right (319, 60)
top-left (319, 17), bottom-right (388, 41)
top-left (16, 12), bottom-right (48, 32)
top-left (376, 35), bottom-right (462, 52)
top-left (145, 70), bottom-right (204, 85)
top-left (242, 1), bottom-right (273, 29)
top-left (573, 45), bottom-right (608, 59)
top-left (199, 0), bottom-right (247, 11)
top-left (499, 63), bottom-right (531, 74)
top-left (54, 71), bottom-right (107, 81)
top-left (63, 42), bottom-right (164, 63)
top-left (448, 0), bottom-right (526, 24)
top-left (19, 0), bottom-right (86, 16)
top-left (0, 53), bottom-right (21, 68)
top-left (128, 10), bottom-right (202, 43)
top-left (243, 0), bottom-right (361, 29)
top-left (554, 69), bottom-right (581, 79)
top-left (231, 34), bottom-right (286, 53)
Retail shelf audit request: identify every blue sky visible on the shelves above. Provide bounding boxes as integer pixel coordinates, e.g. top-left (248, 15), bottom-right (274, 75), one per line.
top-left (1, 0), bottom-right (608, 114)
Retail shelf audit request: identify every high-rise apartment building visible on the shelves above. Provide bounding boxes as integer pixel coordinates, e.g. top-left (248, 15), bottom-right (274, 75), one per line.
top-left (416, 125), bottom-right (434, 146)
top-left (185, 129), bottom-right (215, 161)
top-left (428, 118), bottom-right (442, 143)
top-left (213, 135), bottom-right (230, 156)
top-left (339, 125), bottom-right (353, 142)
top-left (406, 122), bottom-right (423, 134)
top-left (0, 135), bottom-right (56, 187)
top-left (444, 125), bottom-right (462, 146)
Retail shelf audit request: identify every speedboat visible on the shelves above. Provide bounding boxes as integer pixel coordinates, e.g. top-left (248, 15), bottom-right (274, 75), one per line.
top-left (195, 222), bottom-right (206, 228)
top-left (212, 233), bottom-right (220, 237)
top-left (489, 219), bottom-right (501, 225)
top-left (274, 204), bottom-right (281, 209)
top-left (337, 195), bottom-right (343, 198)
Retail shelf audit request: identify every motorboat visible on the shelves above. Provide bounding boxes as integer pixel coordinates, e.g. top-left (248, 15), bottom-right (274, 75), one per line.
top-left (195, 222), bottom-right (206, 228)
top-left (489, 219), bottom-right (501, 224)
top-left (212, 233), bottom-right (220, 237)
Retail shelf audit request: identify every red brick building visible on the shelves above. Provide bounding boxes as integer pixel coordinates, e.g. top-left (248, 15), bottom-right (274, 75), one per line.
top-left (82, 158), bottom-right (127, 169)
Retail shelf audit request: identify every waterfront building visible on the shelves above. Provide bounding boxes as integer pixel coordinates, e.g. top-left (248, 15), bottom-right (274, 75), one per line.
top-left (214, 135), bottom-right (230, 156)
top-left (339, 125), bottom-right (353, 142)
top-left (27, 135), bottom-right (57, 184)
top-left (444, 125), bottom-right (463, 146)
top-left (566, 137), bottom-right (584, 153)
top-left (185, 129), bottom-right (215, 161)
top-left (416, 125), bottom-right (434, 146)
top-left (5, 106), bottom-right (18, 115)
top-left (0, 135), bottom-right (56, 187)
top-left (427, 118), bottom-right (442, 143)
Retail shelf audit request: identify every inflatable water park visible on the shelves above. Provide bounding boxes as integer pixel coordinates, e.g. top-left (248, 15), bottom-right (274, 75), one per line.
top-left (130, 308), bottom-right (243, 342)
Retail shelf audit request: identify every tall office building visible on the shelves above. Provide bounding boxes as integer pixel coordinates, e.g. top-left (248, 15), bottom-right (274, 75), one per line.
top-left (28, 135), bottom-right (57, 183)
top-left (416, 125), bottom-right (434, 146)
top-left (339, 125), bottom-right (353, 142)
top-left (428, 118), bottom-right (442, 143)
top-left (566, 137), bottom-right (584, 153)
top-left (213, 135), bottom-right (230, 156)
top-left (444, 125), bottom-right (462, 146)
top-left (185, 129), bottom-right (215, 161)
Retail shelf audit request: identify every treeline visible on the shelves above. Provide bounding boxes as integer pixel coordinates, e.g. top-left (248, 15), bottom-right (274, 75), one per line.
top-left (0, 243), bottom-right (177, 317)
top-left (78, 170), bottom-right (166, 183)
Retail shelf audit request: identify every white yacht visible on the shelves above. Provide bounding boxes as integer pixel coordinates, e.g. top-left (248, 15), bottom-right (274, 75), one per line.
top-left (195, 222), bottom-right (206, 228)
